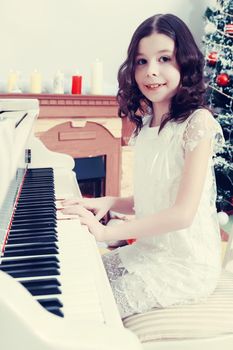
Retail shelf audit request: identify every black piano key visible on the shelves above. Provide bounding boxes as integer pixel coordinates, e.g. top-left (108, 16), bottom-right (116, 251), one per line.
top-left (22, 180), bottom-right (54, 184)
top-left (5, 242), bottom-right (58, 250)
top-left (16, 201), bottom-right (55, 207)
top-left (1, 256), bottom-right (59, 266)
top-left (21, 284), bottom-right (61, 296)
top-left (10, 221), bottom-right (57, 230)
top-left (13, 212), bottom-right (56, 220)
top-left (21, 184), bottom-right (54, 188)
top-left (17, 197), bottom-right (55, 203)
top-left (11, 217), bottom-right (56, 225)
top-left (38, 298), bottom-right (64, 316)
top-left (3, 247), bottom-right (59, 257)
top-left (21, 190), bottom-right (54, 194)
top-left (11, 218), bottom-right (57, 226)
top-left (22, 184), bottom-right (54, 189)
top-left (44, 307), bottom-right (64, 317)
top-left (37, 298), bottom-right (63, 308)
top-left (9, 231), bottom-right (57, 238)
top-left (0, 259), bottom-right (59, 270)
top-left (14, 209), bottom-right (56, 215)
top-left (16, 203), bottom-right (56, 210)
top-left (20, 182), bottom-right (53, 186)
top-left (0, 266), bottom-right (60, 278)
top-left (7, 235), bottom-right (58, 244)
top-left (20, 277), bottom-right (61, 287)
top-left (19, 188), bottom-right (54, 193)
top-left (20, 278), bottom-right (61, 296)
top-left (13, 209), bottom-right (56, 216)
top-left (18, 197), bottom-right (55, 203)
top-left (9, 228), bottom-right (57, 234)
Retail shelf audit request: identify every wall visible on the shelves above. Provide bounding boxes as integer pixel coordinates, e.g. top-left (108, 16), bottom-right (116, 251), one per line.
top-left (0, 0), bottom-right (208, 94)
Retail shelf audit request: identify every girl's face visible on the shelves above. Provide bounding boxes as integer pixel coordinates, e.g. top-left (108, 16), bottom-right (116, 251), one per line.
top-left (134, 32), bottom-right (181, 111)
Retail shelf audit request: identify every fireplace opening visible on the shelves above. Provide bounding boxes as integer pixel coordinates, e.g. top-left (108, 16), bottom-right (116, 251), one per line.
top-left (74, 156), bottom-right (106, 198)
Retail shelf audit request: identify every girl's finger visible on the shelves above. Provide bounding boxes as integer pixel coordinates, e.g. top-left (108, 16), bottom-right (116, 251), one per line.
top-left (62, 205), bottom-right (93, 218)
top-left (62, 198), bottom-right (84, 206)
top-left (62, 205), bottom-right (83, 215)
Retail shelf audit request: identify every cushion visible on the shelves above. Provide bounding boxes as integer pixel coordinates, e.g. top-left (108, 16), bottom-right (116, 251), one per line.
top-left (123, 270), bottom-right (233, 343)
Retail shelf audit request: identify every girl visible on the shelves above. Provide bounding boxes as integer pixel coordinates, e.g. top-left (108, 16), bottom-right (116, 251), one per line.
top-left (62, 14), bottom-right (224, 319)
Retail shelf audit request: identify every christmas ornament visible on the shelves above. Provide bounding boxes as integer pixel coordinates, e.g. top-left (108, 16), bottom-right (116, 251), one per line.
top-left (208, 0), bottom-right (218, 7)
top-left (218, 211), bottom-right (229, 226)
top-left (208, 51), bottom-right (218, 65)
top-left (205, 21), bottom-right (217, 34)
top-left (216, 73), bottom-right (230, 86)
top-left (225, 24), bottom-right (233, 35)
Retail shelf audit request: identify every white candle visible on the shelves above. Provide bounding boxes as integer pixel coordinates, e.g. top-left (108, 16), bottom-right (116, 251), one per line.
top-left (90, 59), bottom-right (103, 95)
top-left (7, 70), bottom-right (18, 93)
top-left (53, 70), bottom-right (64, 94)
top-left (30, 69), bottom-right (42, 93)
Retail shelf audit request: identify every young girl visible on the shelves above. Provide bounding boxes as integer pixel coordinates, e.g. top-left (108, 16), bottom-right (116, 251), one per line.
top-left (62, 14), bottom-right (224, 319)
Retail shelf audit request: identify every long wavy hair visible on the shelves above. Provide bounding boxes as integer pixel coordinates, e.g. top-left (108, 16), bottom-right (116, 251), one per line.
top-left (117, 14), bottom-right (206, 134)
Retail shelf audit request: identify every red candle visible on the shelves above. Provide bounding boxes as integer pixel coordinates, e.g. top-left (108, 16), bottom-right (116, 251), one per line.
top-left (71, 75), bottom-right (82, 94)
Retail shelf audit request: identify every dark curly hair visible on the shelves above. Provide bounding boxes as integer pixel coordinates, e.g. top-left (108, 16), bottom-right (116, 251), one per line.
top-left (117, 14), bottom-right (207, 134)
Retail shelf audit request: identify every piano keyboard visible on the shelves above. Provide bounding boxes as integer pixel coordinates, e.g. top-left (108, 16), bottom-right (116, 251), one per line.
top-left (0, 168), bottom-right (117, 325)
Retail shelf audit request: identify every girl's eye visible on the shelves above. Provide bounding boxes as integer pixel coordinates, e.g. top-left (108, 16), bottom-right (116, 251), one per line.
top-left (135, 58), bottom-right (147, 65)
top-left (159, 56), bottom-right (171, 63)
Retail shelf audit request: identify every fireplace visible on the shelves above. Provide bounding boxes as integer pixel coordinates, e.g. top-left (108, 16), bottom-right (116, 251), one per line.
top-left (74, 156), bottom-right (106, 198)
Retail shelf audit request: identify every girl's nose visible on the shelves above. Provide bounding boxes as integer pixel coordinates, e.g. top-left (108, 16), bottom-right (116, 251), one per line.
top-left (146, 61), bottom-right (159, 77)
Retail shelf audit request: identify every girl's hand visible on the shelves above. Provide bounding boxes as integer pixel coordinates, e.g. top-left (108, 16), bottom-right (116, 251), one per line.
top-left (62, 196), bottom-right (116, 221)
top-left (62, 204), bottom-right (107, 242)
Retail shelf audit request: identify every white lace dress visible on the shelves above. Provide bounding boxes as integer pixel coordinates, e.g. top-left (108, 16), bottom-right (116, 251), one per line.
top-left (102, 109), bottom-right (224, 319)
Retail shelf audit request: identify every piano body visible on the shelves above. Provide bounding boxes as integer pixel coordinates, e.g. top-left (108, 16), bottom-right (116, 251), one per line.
top-left (0, 99), bottom-right (141, 350)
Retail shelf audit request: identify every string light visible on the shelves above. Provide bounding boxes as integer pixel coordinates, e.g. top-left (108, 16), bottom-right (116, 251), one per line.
top-left (209, 84), bottom-right (233, 100)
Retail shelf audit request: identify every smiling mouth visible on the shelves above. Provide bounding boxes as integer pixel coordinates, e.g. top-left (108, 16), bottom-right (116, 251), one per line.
top-left (145, 83), bottom-right (166, 89)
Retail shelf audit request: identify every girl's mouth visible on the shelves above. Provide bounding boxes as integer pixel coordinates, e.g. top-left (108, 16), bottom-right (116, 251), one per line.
top-left (145, 83), bottom-right (166, 90)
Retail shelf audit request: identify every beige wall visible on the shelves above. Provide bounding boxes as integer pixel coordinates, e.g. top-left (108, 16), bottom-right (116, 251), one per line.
top-left (0, 0), bottom-right (208, 95)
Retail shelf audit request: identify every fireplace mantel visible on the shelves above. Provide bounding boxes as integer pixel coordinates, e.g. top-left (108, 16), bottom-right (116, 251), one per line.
top-left (0, 94), bottom-right (134, 144)
top-left (0, 93), bottom-right (118, 117)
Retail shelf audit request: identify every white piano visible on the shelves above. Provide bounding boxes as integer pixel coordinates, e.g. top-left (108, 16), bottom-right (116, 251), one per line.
top-left (0, 99), bottom-right (142, 350)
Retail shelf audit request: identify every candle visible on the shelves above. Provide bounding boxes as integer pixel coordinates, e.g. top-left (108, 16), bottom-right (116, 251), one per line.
top-left (71, 74), bottom-right (82, 94)
top-left (30, 69), bottom-right (42, 93)
top-left (53, 70), bottom-right (64, 94)
top-left (90, 59), bottom-right (103, 95)
top-left (7, 70), bottom-right (18, 93)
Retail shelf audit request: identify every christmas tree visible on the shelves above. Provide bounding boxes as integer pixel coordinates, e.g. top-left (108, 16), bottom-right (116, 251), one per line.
top-left (203, 0), bottom-right (233, 213)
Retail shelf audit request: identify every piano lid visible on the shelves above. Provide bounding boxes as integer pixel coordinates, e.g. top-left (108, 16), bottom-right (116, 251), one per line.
top-left (0, 98), bottom-right (39, 112)
top-left (0, 99), bottom-right (39, 251)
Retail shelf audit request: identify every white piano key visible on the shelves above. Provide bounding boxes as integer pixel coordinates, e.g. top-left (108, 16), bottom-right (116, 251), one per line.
top-left (54, 168), bottom-right (82, 200)
top-left (57, 220), bottom-right (104, 322)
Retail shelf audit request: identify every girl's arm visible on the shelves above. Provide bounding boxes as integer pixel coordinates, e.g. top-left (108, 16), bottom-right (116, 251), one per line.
top-left (110, 195), bottom-right (135, 215)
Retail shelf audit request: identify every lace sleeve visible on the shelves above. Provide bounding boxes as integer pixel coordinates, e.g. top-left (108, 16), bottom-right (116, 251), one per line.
top-left (183, 109), bottom-right (224, 155)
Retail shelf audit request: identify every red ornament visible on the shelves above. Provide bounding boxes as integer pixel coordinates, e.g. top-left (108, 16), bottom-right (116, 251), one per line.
top-left (208, 51), bottom-right (218, 65)
top-left (216, 73), bottom-right (230, 87)
top-left (225, 24), bottom-right (233, 35)
top-left (127, 238), bottom-right (136, 245)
